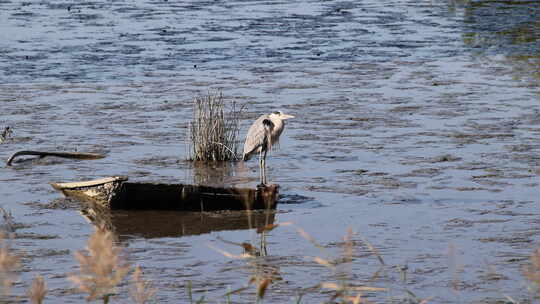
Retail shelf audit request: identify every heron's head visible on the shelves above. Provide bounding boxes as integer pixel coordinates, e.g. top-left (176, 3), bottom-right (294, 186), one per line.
top-left (270, 111), bottom-right (295, 120)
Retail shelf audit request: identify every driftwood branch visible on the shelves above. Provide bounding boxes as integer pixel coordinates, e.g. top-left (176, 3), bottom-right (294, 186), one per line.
top-left (6, 150), bottom-right (105, 166)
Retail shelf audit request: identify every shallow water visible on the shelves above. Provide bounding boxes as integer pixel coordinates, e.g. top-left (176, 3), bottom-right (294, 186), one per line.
top-left (1, 0), bottom-right (540, 302)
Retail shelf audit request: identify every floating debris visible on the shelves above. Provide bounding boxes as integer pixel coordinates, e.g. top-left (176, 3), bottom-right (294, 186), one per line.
top-left (0, 127), bottom-right (12, 144)
top-left (6, 150), bottom-right (105, 166)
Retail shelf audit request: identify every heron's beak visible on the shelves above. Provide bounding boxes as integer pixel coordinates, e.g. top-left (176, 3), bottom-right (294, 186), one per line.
top-left (282, 114), bottom-right (295, 119)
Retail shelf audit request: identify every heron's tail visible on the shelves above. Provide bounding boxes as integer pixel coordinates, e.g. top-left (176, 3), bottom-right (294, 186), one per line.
top-left (242, 153), bottom-right (251, 161)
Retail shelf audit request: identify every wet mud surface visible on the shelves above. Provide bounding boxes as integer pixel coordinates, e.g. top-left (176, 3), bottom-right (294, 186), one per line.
top-left (1, 0), bottom-right (540, 303)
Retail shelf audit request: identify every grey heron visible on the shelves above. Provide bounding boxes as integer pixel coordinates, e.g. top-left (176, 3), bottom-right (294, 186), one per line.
top-left (242, 111), bottom-right (294, 186)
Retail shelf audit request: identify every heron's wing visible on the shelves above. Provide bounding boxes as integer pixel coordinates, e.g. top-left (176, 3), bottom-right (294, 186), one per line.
top-left (243, 115), bottom-right (273, 159)
top-left (262, 119), bottom-right (275, 148)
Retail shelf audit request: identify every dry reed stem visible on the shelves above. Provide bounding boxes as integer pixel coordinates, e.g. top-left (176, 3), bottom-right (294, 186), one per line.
top-left (448, 243), bottom-right (462, 293)
top-left (256, 221), bottom-right (293, 234)
top-left (130, 266), bottom-right (157, 304)
top-left (214, 235), bottom-right (264, 257)
top-left (362, 238), bottom-right (385, 266)
top-left (523, 248), bottom-right (540, 292)
top-left (350, 293), bottom-right (363, 304)
top-left (0, 232), bottom-right (20, 298)
top-left (343, 227), bottom-right (354, 265)
top-left (314, 257), bottom-right (334, 268)
top-left (188, 91), bottom-right (244, 161)
top-left (256, 224), bottom-right (278, 234)
top-left (0, 208), bottom-right (15, 233)
top-left (256, 278), bottom-right (271, 300)
top-left (246, 275), bottom-right (274, 303)
top-left (207, 244), bottom-right (254, 260)
top-left (295, 227), bottom-right (388, 304)
top-left (223, 285), bottom-right (250, 298)
top-left (321, 282), bottom-right (386, 292)
top-left (69, 226), bottom-right (130, 302)
top-left (28, 275), bottom-right (47, 304)
top-left (296, 227), bottom-right (325, 251)
top-left (320, 282), bottom-right (383, 304)
top-left (212, 225), bottom-right (281, 303)
top-left (241, 243), bottom-right (260, 257)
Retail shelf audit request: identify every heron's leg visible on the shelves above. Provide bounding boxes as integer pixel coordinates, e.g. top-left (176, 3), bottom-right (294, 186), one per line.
top-left (262, 149), bottom-right (268, 185)
top-left (259, 150), bottom-right (264, 186)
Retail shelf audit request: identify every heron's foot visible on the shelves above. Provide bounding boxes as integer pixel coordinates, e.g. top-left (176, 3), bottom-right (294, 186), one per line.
top-left (257, 182), bottom-right (267, 188)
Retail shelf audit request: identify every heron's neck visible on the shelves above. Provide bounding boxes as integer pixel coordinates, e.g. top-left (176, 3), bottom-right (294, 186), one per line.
top-left (271, 117), bottom-right (284, 132)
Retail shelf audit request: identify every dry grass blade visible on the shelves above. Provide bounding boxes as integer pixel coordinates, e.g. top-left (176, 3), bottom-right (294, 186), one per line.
top-left (448, 243), bottom-right (462, 292)
top-left (223, 286), bottom-right (251, 297)
top-left (314, 257), bottom-right (334, 268)
top-left (256, 223), bottom-right (279, 233)
top-left (130, 266), bottom-right (157, 304)
top-left (297, 228), bottom-right (389, 304)
top-left (241, 243), bottom-right (260, 257)
top-left (343, 227), bottom-right (354, 264)
top-left (207, 244), bottom-right (253, 259)
top-left (321, 282), bottom-right (386, 292)
top-left (69, 226), bottom-right (131, 303)
top-left (296, 227), bottom-right (326, 251)
top-left (350, 293), bottom-right (364, 304)
top-left (419, 296), bottom-right (435, 304)
top-left (0, 232), bottom-right (20, 297)
top-left (342, 294), bottom-right (373, 304)
top-left (215, 235), bottom-right (261, 257)
top-left (349, 286), bottom-right (387, 292)
top-left (367, 266), bottom-right (384, 283)
top-left (523, 248), bottom-right (540, 293)
top-left (0, 208), bottom-right (15, 233)
top-left (321, 282), bottom-right (343, 291)
top-left (256, 221), bottom-right (292, 234)
top-left (363, 239), bottom-right (385, 266)
top-left (504, 295), bottom-right (518, 304)
top-left (257, 278), bottom-right (272, 300)
top-left (28, 275), bottom-right (47, 304)
top-left (188, 91), bottom-right (244, 161)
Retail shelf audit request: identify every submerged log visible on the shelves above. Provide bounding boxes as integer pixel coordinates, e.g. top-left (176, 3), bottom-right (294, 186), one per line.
top-left (51, 176), bottom-right (279, 211)
top-left (6, 150), bottom-right (105, 166)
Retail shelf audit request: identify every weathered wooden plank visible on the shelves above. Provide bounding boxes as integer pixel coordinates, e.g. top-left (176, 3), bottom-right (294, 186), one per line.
top-left (51, 176), bottom-right (128, 189)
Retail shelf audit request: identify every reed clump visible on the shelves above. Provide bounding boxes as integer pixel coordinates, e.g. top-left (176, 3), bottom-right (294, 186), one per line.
top-left (298, 227), bottom-right (387, 304)
top-left (0, 232), bottom-right (20, 299)
top-left (188, 91), bottom-right (243, 161)
top-left (130, 266), bottom-right (157, 304)
top-left (69, 226), bottom-right (131, 304)
top-left (523, 248), bottom-right (540, 293)
top-left (10, 218), bottom-right (540, 303)
top-left (28, 275), bottom-right (47, 304)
